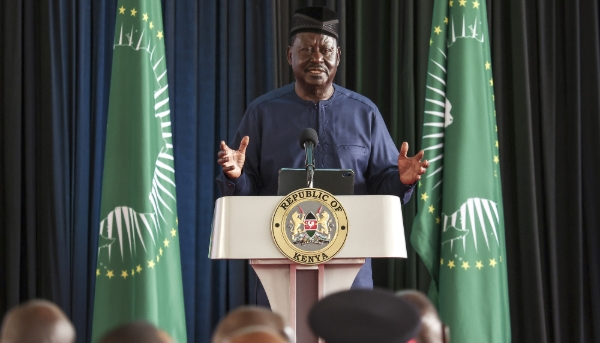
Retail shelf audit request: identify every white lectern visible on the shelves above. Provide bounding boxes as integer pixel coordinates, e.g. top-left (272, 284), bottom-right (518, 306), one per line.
top-left (210, 195), bottom-right (407, 343)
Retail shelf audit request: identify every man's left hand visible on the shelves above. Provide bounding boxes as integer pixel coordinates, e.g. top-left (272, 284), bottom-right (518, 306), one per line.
top-left (398, 142), bottom-right (430, 185)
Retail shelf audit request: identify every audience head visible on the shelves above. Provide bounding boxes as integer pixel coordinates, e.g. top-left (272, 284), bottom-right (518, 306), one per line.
top-left (308, 289), bottom-right (421, 343)
top-left (0, 299), bottom-right (75, 343)
top-left (98, 321), bottom-right (173, 343)
top-left (211, 306), bottom-right (290, 343)
top-left (396, 290), bottom-right (449, 343)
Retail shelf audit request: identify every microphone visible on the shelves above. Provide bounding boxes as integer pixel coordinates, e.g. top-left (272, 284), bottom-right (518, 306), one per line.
top-left (299, 128), bottom-right (319, 188)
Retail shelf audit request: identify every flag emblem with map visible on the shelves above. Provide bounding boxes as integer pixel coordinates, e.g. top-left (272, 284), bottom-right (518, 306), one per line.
top-left (92, 1), bottom-right (187, 342)
top-left (411, 0), bottom-right (511, 342)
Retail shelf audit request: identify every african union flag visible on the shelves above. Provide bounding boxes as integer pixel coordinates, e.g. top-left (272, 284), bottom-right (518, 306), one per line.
top-left (411, 0), bottom-right (511, 342)
top-left (92, 1), bottom-right (187, 342)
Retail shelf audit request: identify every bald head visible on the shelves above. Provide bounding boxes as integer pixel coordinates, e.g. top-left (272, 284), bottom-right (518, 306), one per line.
top-left (0, 299), bottom-right (75, 343)
top-left (212, 307), bottom-right (288, 343)
top-left (98, 322), bottom-right (173, 343)
top-left (396, 290), bottom-right (447, 343)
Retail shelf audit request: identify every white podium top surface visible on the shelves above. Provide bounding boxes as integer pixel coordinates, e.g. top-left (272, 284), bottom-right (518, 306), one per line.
top-left (209, 195), bottom-right (407, 259)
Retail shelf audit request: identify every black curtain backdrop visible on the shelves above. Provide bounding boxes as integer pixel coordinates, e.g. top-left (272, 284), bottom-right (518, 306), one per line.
top-left (1, 1), bottom-right (599, 343)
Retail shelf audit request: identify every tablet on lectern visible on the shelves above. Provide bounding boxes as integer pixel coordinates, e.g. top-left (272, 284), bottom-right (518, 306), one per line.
top-left (277, 168), bottom-right (355, 196)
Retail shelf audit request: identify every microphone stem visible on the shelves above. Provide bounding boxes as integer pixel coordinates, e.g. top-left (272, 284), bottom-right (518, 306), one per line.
top-left (307, 165), bottom-right (314, 188)
top-left (305, 143), bottom-right (315, 188)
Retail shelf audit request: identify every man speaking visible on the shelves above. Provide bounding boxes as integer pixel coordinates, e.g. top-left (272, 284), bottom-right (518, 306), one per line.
top-left (216, 6), bottom-right (429, 304)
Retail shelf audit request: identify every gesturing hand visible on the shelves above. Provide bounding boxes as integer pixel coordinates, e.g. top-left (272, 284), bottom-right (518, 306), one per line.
top-left (217, 136), bottom-right (249, 179)
top-left (398, 142), bottom-right (430, 185)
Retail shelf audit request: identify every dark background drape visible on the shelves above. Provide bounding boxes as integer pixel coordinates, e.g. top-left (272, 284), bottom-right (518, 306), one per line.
top-left (1, 0), bottom-right (599, 342)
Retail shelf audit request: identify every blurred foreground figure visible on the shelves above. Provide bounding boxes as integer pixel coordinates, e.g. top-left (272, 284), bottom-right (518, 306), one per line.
top-left (98, 321), bottom-right (173, 343)
top-left (396, 290), bottom-right (450, 343)
top-left (308, 289), bottom-right (421, 343)
top-left (0, 299), bottom-right (75, 343)
top-left (212, 306), bottom-right (291, 343)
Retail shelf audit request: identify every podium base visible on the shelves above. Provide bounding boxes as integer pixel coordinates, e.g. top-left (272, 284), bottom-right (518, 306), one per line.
top-left (250, 258), bottom-right (365, 343)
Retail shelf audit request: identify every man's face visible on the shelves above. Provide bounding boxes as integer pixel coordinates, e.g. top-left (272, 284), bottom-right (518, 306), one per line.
top-left (287, 32), bottom-right (341, 91)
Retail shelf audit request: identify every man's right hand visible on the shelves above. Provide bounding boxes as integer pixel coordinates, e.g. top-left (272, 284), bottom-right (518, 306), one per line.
top-left (217, 136), bottom-right (249, 179)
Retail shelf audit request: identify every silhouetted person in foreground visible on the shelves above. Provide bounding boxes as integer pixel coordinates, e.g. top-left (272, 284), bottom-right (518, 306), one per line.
top-left (212, 306), bottom-right (290, 343)
top-left (396, 290), bottom-right (450, 343)
top-left (98, 321), bottom-right (173, 343)
top-left (0, 299), bottom-right (75, 343)
top-left (308, 289), bottom-right (421, 343)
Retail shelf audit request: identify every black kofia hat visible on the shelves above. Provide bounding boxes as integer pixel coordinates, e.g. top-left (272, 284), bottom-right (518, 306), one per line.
top-left (290, 6), bottom-right (339, 39)
top-left (308, 289), bottom-right (421, 343)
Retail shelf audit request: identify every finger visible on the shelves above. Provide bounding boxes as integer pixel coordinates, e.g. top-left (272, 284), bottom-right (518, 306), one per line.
top-left (238, 136), bottom-right (250, 154)
top-left (399, 142), bottom-right (409, 159)
top-left (217, 157), bottom-right (230, 165)
top-left (414, 149), bottom-right (425, 161)
top-left (220, 140), bottom-right (230, 152)
top-left (422, 159), bottom-right (430, 168)
top-left (217, 150), bottom-right (227, 158)
top-left (222, 165), bottom-right (235, 172)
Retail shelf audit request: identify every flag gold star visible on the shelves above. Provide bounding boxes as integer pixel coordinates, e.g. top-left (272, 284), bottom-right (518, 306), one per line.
top-left (440, 258), bottom-right (444, 265)
top-left (459, 0), bottom-right (467, 6)
top-left (107, 270), bottom-right (114, 279)
top-left (149, 22), bottom-right (154, 29)
top-left (96, 269), bottom-right (100, 276)
top-left (136, 265), bottom-right (142, 273)
top-left (489, 258), bottom-right (497, 267)
top-left (157, 31), bottom-right (163, 39)
top-left (500, 255), bottom-right (503, 262)
top-left (473, 0), bottom-right (480, 8)
top-left (121, 270), bottom-right (128, 279)
top-left (428, 205), bottom-right (435, 213)
top-left (148, 260), bottom-right (155, 269)
top-left (434, 26), bottom-right (442, 35)
top-left (495, 125), bottom-right (498, 131)
top-left (430, 39), bottom-right (433, 46)
top-left (461, 261), bottom-right (470, 270)
top-left (494, 155), bottom-right (499, 164)
top-left (444, 17), bottom-right (449, 24)
top-left (449, 0), bottom-right (453, 6)
top-left (143, 13), bottom-right (149, 21)
top-left (171, 229), bottom-right (177, 237)
top-left (164, 239), bottom-right (170, 247)
top-left (485, 61), bottom-right (491, 69)
top-left (421, 192), bottom-right (429, 201)
top-left (130, 8), bottom-right (137, 16)
top-left (448, 260), bottom-right (455, 269)
top-left (436, 217), bottom-right (441, 224)
top-left (119, 6), bottom-right (126, 14)
top-left (476, 261), bottom-right (484, 269)
top-left (157, 255), bottom-right (160, 262)
top-left (160, 248), bottom-right (163, 255)
top-left (489, 78), bottom-right (494, 86)
top-left (131, 269), bottom-right (135, 275)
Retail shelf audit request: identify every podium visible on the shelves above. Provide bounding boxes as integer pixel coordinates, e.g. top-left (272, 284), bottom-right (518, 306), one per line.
top-left (210, 195), bottom-right (407, 342)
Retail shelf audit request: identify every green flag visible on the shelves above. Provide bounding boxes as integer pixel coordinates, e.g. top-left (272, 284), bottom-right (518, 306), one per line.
top-left (92, 2), bottom-right (186, 342)
top-left (411, 0), bottom-right (511, 342)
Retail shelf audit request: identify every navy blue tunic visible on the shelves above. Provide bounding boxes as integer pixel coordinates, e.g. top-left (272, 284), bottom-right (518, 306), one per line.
top-left (217, 83), bottom-right (415, 290)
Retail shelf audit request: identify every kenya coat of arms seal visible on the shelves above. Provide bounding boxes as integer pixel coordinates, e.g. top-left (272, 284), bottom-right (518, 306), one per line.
top-left (271, 188), bottom-right (348, 265)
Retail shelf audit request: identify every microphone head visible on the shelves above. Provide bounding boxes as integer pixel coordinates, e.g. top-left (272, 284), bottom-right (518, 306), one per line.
top-left (299, 128), bottom-right (319, 149)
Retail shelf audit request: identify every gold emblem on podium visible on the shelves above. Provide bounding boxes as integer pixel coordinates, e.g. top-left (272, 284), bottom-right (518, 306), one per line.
top-left (271, 188), bottom-right (348, 265)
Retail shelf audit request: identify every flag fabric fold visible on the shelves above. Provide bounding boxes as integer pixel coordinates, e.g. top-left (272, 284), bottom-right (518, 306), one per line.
top-left (92, 1), bottom-right (187, 342)
top-left (411, 0), bottom-right (511, 342)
